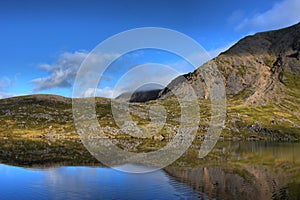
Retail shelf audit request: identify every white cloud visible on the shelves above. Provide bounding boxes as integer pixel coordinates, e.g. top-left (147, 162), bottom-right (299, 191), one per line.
top-left (31, 51), bottom-right (119, 92)
top-left (31, 51), bottom-right (88, 91)
top-left (84, 87), bottom-right (114, 98)
top-left (236, 0), bottom-right (300, 32)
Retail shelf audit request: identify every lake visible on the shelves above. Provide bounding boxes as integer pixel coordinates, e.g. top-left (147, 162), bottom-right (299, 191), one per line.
top-left (0, 141), bottom-right (299, 200)
top-left (0, 164), bottom-right (201, 200)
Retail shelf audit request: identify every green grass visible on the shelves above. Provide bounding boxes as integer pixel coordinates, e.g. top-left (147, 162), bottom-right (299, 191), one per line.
top-left (1, 92), bottom-right (300, 168)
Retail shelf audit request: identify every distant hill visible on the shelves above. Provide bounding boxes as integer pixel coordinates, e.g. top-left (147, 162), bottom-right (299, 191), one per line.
top-left (116, 89), bottom-right (162, 102)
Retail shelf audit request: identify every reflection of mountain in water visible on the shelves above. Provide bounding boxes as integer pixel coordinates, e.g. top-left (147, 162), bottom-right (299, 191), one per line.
top-left (165, 142), bottom-right (300, 200)
top-left (166, 165), bottom-right (298, 199)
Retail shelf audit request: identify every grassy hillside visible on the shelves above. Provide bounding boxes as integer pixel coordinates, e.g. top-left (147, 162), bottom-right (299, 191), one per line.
top-left (1, 23), bottom-right (300, 166)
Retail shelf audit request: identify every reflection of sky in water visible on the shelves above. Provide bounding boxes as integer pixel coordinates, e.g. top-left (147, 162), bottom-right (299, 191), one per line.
top-left (0, 164), bottom-right (200, 200)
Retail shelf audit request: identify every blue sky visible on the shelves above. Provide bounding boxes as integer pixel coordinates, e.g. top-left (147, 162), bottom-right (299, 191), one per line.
top-left (0, 0), bottom-right (300, 98)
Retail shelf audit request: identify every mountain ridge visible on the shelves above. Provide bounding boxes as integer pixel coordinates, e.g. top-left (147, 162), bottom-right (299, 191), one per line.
top-left (158, 22), bottom-right (300, 105)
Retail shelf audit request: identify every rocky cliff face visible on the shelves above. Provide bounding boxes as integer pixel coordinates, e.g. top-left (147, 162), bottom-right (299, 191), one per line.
top-left (159, 22), bottom-right (300, 105)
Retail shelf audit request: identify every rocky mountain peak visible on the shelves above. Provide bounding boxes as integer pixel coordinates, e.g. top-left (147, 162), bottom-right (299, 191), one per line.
top-left (159, 22), bottom-right (300, 105)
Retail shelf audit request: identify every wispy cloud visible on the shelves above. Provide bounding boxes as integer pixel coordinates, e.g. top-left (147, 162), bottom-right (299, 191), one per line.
top-left (236, 0), bottom-right (300, 32)
top-left (84, 87), bottom-right (114, 98)
top-left (0, 76), bottom-right (18, 99)
top-left (31, 51), bottom-right (88, 91)
top-left (31, 51), bottom-right (119, 92)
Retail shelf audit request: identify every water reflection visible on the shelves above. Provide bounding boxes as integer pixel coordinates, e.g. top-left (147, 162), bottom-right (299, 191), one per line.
top-left (0, 142), bottom-right (299, 200)
top-left (218, 141), bottom-right (300, 163)
top-left (166, 141), bottom-right (300, 200)
top-left (0, 164), bottom-right (200, 200)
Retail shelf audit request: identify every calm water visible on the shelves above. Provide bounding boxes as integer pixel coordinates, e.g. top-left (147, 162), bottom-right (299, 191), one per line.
top-left (0, 164), bottom-right (201, 200)
top-left (166, 141), bottom-right (300, 200)
top-left (0, 141), bottom-right (300, 200)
